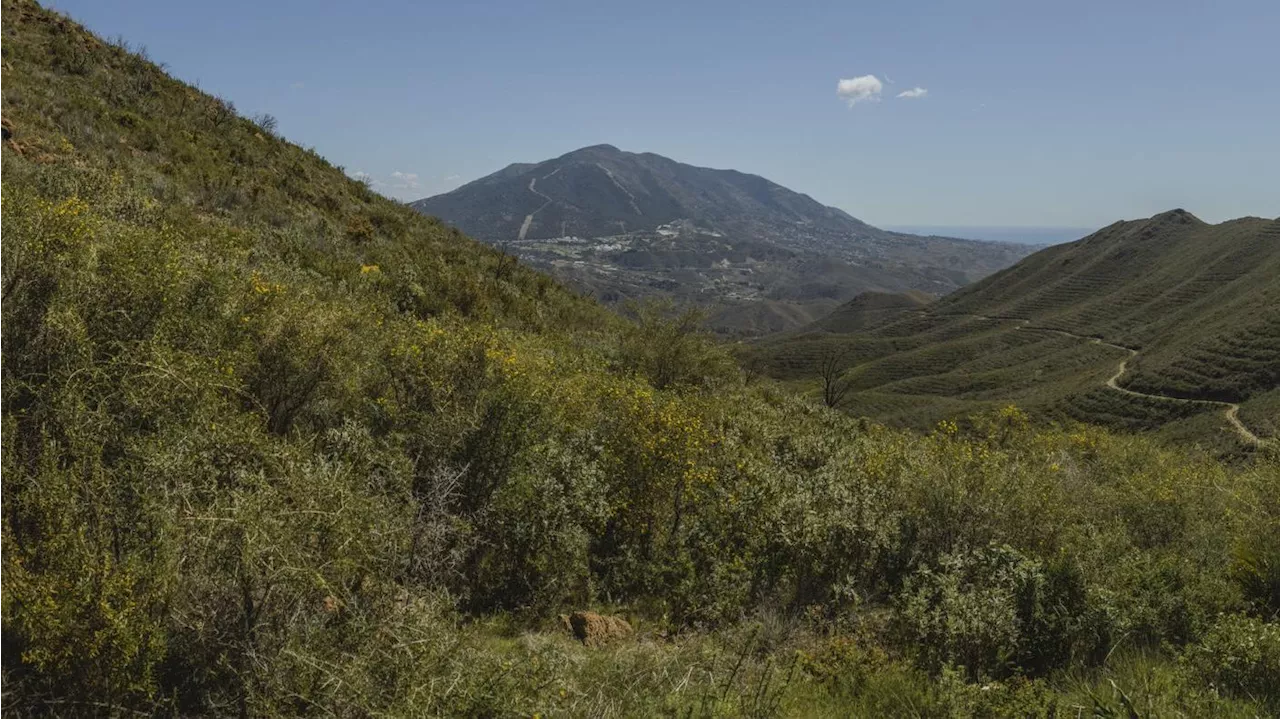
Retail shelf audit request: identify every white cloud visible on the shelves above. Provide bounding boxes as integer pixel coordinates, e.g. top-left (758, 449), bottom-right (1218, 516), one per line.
top-left (388, 171), bottom-right (421, 191)
top-left (351, 170), bottom-right (426, 198)
top-left (290, 81), bottom-right (305, 90)
top-left (445, 174), bottom-right (461, 181)
top-left (897, 87), bottom-right (928, 99)
top-left (836, 75), bottom-right (883, 106)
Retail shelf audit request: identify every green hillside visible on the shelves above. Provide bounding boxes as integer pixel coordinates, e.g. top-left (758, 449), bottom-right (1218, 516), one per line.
top-left (798, 290), bottom-right (933, 334)
top-left (3, 2), bottom-right (1280, 716)
top-left (748, 210), bottom-right (1280, 454)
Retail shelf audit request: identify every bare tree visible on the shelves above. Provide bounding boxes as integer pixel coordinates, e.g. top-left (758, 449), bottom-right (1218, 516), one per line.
top-left (406, 463), bottom-right (470, 587)
top-left (252, 113), bottom-right (279, 136)
top-left (209, 95), bottom-right (237, 128)
top-left (817, 346), bottom-right (853, 408)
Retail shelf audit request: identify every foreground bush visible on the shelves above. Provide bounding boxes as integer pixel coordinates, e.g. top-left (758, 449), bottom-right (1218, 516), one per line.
top-left (1186, 614), bottom-right (1280, 710)
top-left (896, 544), bottom-right (1102, 679)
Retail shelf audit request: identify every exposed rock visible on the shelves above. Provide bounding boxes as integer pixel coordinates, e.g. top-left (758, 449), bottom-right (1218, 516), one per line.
top-left (561, 611), bottom-right (633, 647)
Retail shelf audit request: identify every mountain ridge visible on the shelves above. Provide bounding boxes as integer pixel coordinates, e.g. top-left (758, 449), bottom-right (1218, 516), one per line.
top-left (413, 143), bottom-right (884, 241)
top-left (748, 211), bottom-right (1280, 452)
top-left (412, 144), bottom-right (1032, 334)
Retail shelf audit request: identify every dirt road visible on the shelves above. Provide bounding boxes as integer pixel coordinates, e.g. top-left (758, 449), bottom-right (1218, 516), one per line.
top-left (930, 313), bottom-right (1267, 447)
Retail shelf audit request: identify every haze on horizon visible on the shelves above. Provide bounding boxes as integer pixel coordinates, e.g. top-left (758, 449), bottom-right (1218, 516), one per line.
top-left (49, 0), bottom-right (1280, 228)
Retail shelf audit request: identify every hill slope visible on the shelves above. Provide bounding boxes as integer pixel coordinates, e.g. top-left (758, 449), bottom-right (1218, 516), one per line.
top-left (412, 145), bottom-right (1030, 334)
top-left (4, 3), bottom-right (1279, 716)
top-left (750, 210), bottom-right (1280, 451)
top-left (801, 290), bottom-right (933, 334)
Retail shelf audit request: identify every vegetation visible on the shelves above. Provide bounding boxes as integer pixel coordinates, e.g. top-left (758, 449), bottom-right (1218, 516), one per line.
top-left (3, 2), bottom-right (1279, 716)
top-left (816, 347), bottom-right (854, 408)
top-left (746, 212), bottom-right (1280, 456)
top-left (797, 289), bottom-right (932, 335)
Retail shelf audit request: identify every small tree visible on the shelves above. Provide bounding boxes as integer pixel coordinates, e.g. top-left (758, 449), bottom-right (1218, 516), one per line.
top-left (208, 95), bottom-right (237, 127)
top-left (619, 299), bottom-right (735, 390)
top-left (817, 346), bottom-right (853, 408)
top-left (252, 113), bottom-right (279, 136)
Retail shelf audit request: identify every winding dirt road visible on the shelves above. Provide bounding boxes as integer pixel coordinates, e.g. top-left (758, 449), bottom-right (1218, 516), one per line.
top-left (931, 313), bottom-right (1267, 447)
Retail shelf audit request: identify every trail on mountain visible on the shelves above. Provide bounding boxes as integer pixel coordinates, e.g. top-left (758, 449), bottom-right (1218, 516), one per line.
top-left (517, 173), bottom-right (557, 241)
top-left (596, 163), bottom-right (642, 216)
top-left (931, 313), bottom-right (1267, 447)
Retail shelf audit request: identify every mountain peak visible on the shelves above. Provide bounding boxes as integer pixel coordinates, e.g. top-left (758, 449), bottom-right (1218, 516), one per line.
top-left (1150, 208), bottom-right (1204, 226)
top-left (562, 143), bottom-right (622, 158)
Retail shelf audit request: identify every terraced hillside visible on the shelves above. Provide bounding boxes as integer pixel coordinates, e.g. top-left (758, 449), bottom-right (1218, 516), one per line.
top-left (796, 290), bottom-right (933, 334)
top-left (748, 211), bottom-right (1280, 452)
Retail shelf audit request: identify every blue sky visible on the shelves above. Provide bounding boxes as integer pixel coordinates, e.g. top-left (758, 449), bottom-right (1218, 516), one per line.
top-left (50, 0), bottom-right (1280, 227)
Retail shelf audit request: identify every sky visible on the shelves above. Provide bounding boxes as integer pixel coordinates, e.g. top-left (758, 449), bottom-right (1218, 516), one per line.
top-left (49, 0), bottom-right (1280, 228)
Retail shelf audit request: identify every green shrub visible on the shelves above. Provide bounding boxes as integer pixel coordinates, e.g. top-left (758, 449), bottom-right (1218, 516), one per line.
top-left (618, 300), bottom-right (736, 390)
top-left (1186, 614), bottom-right (1280, 709)
top-left (896, 544), bottom-right (1102, 679)
top-left (1229, 489), bottom-right (1280, 616)
top-left (49, 31), bottom-right (92, 75)
top-left (467, 435), bottom-right (610, 613)
top-left (797, 635), bottom-right (891, 697)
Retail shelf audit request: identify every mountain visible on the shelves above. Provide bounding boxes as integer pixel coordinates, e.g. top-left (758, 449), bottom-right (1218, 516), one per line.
top-left (412, 145), bottom-right (1032, 334)
top-left (413, 143), bottom-right (883, 242)
top-left (748, 210), bottom-right (1280, 452)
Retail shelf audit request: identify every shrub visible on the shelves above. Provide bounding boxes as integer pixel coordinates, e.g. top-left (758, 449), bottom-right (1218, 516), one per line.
top-left (896, 544), bottom-right (1102, 679)
top-left (617, 300), bottom-right (736, 390)
top-left (49, 31), bottom-right (92, 75)
top-left (1229, 490), bottom-right (1280, 616)
top-left (345, 214), bottom-right (375, 243)
top-left (1186, 614), bottom-right (1280, 709)
top-left (467, 435), bottom-right (610, 613)
top-left (797, 635), bottom-right (891, 697)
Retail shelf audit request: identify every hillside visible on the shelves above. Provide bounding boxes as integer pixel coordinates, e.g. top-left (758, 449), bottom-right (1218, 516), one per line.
top-left (412, 145), bottom-right (1030, 334)
top-left (800, 290), bottom-right (933, 334)
top-left (4, 2), bottom-right (1280, 717)
top-left (749, 210), bottom-right (1280, 452)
